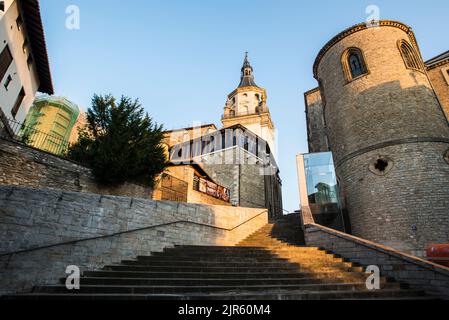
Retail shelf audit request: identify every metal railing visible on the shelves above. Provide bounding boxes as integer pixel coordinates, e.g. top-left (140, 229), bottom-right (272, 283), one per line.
top-left (160, 173), bottom-right (188, 202)
top-left (222, 107), bottom-right (270, 120)
top-left (1, 118), bottom-right (71, 156)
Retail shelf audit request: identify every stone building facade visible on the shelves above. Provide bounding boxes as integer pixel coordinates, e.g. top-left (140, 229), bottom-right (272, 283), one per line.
top-left (169, 124), bottom-right (283, 219)
top-left (160, 55), bottom-right (283, 219)
top-left (304, 20), bottom-right (449, 257)
top-left (426, 51), bottom-right (449, 120)
top-left (304, 87), bottom-right (329, 153)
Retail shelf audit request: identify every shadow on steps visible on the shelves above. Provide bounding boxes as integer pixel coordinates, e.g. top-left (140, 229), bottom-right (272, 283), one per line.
top-left (269, 213), bottom-right (306, 246)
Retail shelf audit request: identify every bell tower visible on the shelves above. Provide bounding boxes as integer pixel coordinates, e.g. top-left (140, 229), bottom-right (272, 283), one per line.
top-left (222, 53), bottom-right (276, 155)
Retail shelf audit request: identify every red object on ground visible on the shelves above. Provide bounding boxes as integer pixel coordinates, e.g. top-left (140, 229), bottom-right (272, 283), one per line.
top-left (427, 244), bottom-right (449, 267)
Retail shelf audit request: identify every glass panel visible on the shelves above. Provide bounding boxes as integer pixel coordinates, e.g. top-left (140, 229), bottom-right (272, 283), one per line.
top-left (303, 152), bottom-right (340, 206)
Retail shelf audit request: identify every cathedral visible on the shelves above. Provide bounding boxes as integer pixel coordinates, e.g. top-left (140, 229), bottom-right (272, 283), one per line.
top-left (154, 54), bottom-right (283, 219)
top-left (2, 1), bottom-right (449, 299)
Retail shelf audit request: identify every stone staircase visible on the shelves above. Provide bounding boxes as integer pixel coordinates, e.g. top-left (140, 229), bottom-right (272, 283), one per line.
top-left (4, 214), bottom-right (431, 300)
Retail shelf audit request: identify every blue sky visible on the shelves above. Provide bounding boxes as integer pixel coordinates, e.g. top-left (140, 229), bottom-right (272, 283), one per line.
top-left (40, 0), bottom-right (449, 211)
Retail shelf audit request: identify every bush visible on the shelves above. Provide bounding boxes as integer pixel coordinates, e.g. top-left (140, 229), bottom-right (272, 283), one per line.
top-left (67, 94), bottom-right (167, 187)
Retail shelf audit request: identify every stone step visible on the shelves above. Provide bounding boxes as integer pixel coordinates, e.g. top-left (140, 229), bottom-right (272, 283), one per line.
top-left (6, 289), bottom-right (427, 300)
top-left (4, 214), bottom-right (430, 300)
top-left (238, 242), bottom-right (294, 247)
top-left (103, 264), bottom-right (364, 273)
top-left (166, 246), bottom-right (320, 253)
top-left (83, 270), bottom-right (368, 280)
top-left (142, 255), bottom-right (289, 262)
top-left (32, 282), bottom-right (403, 295)
top-left (119, 259), bottom-right (354, 269)
top-left (172, 245), bottom-right (284, 250)
top-left (155, 252), bottom-right (328, 259)
top-left (137, 255), bottom-right (342, 263)
top-left (65, 276), bottom-right (382, 287)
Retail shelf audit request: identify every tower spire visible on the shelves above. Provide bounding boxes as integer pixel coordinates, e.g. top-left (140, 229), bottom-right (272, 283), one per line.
top-left (239, 52), bottom-right (258, 88)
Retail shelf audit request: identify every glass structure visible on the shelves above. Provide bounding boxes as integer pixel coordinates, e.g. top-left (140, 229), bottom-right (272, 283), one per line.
top-left (303, 152), bottom-right (340, 206)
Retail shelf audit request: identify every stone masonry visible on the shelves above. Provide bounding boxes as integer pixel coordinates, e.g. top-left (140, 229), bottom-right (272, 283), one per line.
top-left (300, 207), bottom-right (449, 299)
top-left (312, 21), bottom-right (449, 256)
top-left (0, 137), bottom-right (153, 198)
top-left (0, 185), bottom-right (268, 295)
top-left (200, 147), bottom-right (281, 216)
top-left (427, 60), bottom-right (449, 120)
top-left (304, 87), bottom-right (329, 153)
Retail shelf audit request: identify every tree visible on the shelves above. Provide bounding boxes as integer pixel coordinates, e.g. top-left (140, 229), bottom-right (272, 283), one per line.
top-left (67, 94), bottom-right (167, 187)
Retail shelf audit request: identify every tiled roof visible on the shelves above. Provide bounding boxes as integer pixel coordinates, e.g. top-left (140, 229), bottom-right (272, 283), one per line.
top-left (425, 50), bottom-right (449, 68)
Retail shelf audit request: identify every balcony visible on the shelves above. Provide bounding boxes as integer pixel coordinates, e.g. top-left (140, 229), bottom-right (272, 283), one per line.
top-left (222, 107), bottom-right (270, 120)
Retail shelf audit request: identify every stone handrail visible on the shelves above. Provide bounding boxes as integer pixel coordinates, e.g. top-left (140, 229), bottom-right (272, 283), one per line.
top-left (299, 206), bottom-right (315, 226)
top-left (299, 205), bottom-right (449, 298)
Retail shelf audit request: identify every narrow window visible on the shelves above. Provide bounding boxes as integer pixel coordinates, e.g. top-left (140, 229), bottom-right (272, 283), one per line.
top-left (350, 53), bottom-right (364, 78)
top-left (398, 40), bottom-right (422, 71)
top-left (0, 1), bottom-right (5, 12)
top-left (11, 88), bottom-right (25, 119)
top-left (4, 74), bottom-right (12, 90)
top-left (0, 45), bottom-right (13, 81)
top-left (342, 48), bottom-right (368, 82)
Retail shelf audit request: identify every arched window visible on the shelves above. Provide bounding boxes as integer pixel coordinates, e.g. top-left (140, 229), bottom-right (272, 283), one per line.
top-left (398, 40), bottom-right (422, 71)
top-left (349, 53), bottom-right (364, 78)
top-left (342, 48), bottom-right (368, 82)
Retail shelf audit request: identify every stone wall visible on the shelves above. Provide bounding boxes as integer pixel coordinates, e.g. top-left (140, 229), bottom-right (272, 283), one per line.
top-left (212, 162), bottom-right (283, 219)
top-left (314, 22), bottom-right (449, 255)
top-left (338, 142), bottom-right (449, 257)
top-left (300, 207), bottom-right (449, 299)
top-left (428, 61), bottom-right (449, 121)
top-left (304, 224), bottom-right (449, 299)
top-left (201, 147), bottom-right (283, 219)
top-left (0, 137), bottom-right (153, 198)
top-left (304, 88), bottom-right (329, 153)
top-left (203, 162), bottom-right (266, 209)
top-left (0, 185), bottom-right (268, 295)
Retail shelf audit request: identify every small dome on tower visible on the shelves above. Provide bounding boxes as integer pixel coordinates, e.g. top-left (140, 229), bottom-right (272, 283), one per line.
top-left (238, 52), bottom-right (259, 88)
